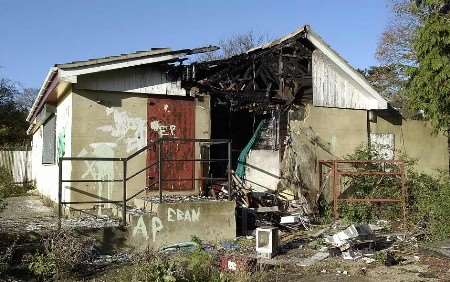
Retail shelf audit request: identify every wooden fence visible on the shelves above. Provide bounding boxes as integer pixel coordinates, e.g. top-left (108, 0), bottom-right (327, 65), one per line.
top-left (0, 150), bottom-right (32, 184)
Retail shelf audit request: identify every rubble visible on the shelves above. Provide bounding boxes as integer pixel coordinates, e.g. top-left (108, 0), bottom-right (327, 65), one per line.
top-left (140, 194), bottom-right (226, 204)
top-left (325, 224), bottom-right (374, 250)
top-left (297, 251), bottom-right (329, 267)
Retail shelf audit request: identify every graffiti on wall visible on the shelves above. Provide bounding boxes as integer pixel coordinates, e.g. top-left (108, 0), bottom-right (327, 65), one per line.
top-left (97, 108), bottom-right (147, 153)
top-left (57, 103), bottom-right (71, 159)
top-left (132, 207), bottom-right (201, 242)
top-left (149, 120), bottom-right (176, 138)
top-left (57, 128), bottom-right (66, 158)
top-left (78, 143), bottom-right (117, 211)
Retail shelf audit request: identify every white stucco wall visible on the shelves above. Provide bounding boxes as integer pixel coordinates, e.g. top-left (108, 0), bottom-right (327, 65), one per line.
top-left (31, 93), bottom-right (72, 202)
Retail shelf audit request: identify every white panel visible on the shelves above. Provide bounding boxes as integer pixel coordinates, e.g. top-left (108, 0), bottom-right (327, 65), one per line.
top-left (312, 50), bottom-right (379, 110)
top-left (244, 149), bottom-right (280, 192)
top-left (370, 133), bottom-right (395, 160)
top-left (76, 66), bottom-right (186, 96)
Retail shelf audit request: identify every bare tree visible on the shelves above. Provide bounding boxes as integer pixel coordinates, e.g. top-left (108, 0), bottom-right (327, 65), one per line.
top-left (14, 87), bottom-right (38, 111)
top-left (197, 31), bottom-right (270, 61)
top-left (376, 0), bottom-right (425, 68)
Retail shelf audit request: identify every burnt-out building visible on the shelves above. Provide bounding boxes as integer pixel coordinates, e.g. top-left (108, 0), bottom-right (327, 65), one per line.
top-left (27, 25), bottom-right (448, 247)
top-left (184, 25), bottom-right (448, 208)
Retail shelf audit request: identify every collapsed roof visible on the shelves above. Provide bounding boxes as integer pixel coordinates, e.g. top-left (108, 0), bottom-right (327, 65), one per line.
top-left (187, 25), bottom-right (387, 111)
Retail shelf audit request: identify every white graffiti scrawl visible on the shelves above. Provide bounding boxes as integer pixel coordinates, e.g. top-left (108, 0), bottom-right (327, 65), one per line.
top-left (149, 120), bottom-right (177, 138)
top-left (132, 207), bottom-right (201, 242)
top-left (78, 142), bottom-right (116, 212)
top-left (97, 108), bottom-right (147, 153)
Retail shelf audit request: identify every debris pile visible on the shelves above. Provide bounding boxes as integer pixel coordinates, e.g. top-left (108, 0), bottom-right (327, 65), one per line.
top-left (229, 172), bottom-right (312, 235)
top-left (324, 224), bottom-right (393, 261)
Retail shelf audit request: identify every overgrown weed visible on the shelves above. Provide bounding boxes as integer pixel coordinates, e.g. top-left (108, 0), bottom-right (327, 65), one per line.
top-left (326, 145), bottom-right (450, 241)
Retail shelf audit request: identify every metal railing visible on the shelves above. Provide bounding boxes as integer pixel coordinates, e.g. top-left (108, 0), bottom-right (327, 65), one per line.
top-left (319, 159), bottom-right (407, 224)
top-left (58, 137), bottom-right (232, 227)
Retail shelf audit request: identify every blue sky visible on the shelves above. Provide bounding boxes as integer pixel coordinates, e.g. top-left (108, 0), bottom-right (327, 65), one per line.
top-left (0, 0), bottom-right (390, 88)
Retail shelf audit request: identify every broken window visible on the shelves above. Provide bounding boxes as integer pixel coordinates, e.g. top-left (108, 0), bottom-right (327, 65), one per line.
top-left (42, 115), bottom-right (56, 164)
top-left (370, 133), bottom-right (394, 160)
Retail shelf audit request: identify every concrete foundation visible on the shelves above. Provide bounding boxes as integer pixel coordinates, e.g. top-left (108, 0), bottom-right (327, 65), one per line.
top-left (128, 200), bottom-right (236, 249)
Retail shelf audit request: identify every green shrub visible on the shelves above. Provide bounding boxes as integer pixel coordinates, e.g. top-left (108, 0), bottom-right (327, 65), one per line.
top-left (184, 247), bottom-right (222, 282)
top-left (408, 170), bottom-right (450, 240)
top-left (336, 146), bottom-right (402, 223)
top-left (28, 252), bottom-right (57, 280)
top-left (0, 166), bottom-right (16, 198)
top-left (111, 241), bottom-right (226, 282)
top-left (328, 145), bottom-right (450, 241)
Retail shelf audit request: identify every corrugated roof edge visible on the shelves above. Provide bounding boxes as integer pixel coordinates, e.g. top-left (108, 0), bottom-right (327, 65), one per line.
top-left (56, 46), bottom-right (218, 69)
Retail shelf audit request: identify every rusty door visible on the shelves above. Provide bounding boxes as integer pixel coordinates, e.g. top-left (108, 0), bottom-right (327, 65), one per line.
top-left (147, 97), bottom-right (195, 191)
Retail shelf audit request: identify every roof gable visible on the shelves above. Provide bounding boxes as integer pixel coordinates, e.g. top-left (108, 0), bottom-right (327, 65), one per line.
top-left (248, 25), bottom-right (388, 110)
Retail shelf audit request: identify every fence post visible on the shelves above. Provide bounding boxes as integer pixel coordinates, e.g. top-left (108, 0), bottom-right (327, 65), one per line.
top-left (332, 160), bottom-right (338, 221)
top-left (122, 159), bottom-right (127, 226)
top-left (158, 139), bottom-right (163, 203)
top-left (400, 161), bottom-right (407, 227)
top-left (58, 157), bottom-right (62, 229)
top-left (227, 141), bottom-right (232, 200)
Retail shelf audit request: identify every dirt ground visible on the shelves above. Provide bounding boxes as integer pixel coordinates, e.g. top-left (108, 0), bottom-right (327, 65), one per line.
top-left (0, 195), bottom-right (57, 234)
top-left (1, 195), bottom-right (450, 281)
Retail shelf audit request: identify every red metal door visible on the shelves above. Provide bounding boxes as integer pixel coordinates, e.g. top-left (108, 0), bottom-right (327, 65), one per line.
top-left (147, 97), bottom-right (195, 191)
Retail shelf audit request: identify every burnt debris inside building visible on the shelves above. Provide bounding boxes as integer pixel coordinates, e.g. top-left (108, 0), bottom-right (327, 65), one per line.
top-left (181, 29), bottom-right (314, 197)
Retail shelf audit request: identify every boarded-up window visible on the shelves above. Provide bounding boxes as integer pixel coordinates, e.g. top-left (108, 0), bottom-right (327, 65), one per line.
top-left (370, 133), bottom-right (394, 160)
top-left (42, 115), bottom-right (56, 164)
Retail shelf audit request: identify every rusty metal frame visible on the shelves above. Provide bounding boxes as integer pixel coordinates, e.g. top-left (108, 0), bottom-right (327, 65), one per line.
top-left (58, 138), bottom-right (232, 228)
top-left (318, 159), bottom-right (407, 224)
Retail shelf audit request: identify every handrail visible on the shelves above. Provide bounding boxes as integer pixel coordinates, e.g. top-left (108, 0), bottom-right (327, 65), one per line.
top-left (58, 137), bottom-right (232, 228)
top-left (126, 162), bottom-right (157, 181)
top-left (126, 182), bottom-right (156, 202)
top-left (126, 140), bottom-right (157, 161)
top-left (61, 157), bottom-right (125, 161)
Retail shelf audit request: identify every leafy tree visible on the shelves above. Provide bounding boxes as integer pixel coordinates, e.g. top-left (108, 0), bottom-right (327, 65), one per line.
top-left (0, 78), bottom-right (32, 146)
top-left (359, 65), bottom-right (417, 116)
top-left (405, 0), bottom-right (450, 132)
top-left (372, 1), bottom-right (428, 115)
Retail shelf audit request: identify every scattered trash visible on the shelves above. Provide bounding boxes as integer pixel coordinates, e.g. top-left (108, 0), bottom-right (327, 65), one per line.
top-left (219, 255), bottom-right (257, 272)
top-left (160, 241), bottom-right (199, 253)
top-left (220, 240), bottom-right (240, 251)
top-left (384, 251), bottom-right (400, 266)
top-left (256, 226), bottom-right (279, 259)
top-left (325, 224), bottom-right (374, 249)
top-left (361, 257), bottom-right (375, 264)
